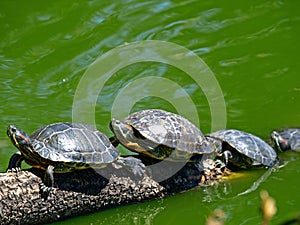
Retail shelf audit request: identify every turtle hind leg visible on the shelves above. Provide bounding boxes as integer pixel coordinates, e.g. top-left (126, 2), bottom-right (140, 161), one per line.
top-left (40, 165), bottom-right (55, 198)
top-left (6, 152), bottom-right (24, 172)
top-left (116, 156), bottom-right (146, 179)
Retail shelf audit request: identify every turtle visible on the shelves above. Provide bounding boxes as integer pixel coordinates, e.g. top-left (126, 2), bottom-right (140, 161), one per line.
top-left (6, 122), bottom-right (144, 190)
top-left (109, 109), bottom-right (216, 171)
top-left (206, 129), bottom-right (278, 169)
top-left (271, 128), bottom-right (300, 152)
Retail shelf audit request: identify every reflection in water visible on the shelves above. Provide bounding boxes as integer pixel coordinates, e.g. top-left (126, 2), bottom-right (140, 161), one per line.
top-left (200, 168), bottom-right (274, 203)
top-left (237, 169), bottom-right (273, 196)
top-left (201, 182), bottom-right (232, 203)
top-left (91, 202), bottom-right (165, 225)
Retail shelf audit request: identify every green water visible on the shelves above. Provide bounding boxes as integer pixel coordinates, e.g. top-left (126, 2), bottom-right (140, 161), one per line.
top-left (0, 0), bottom-right (299, 224)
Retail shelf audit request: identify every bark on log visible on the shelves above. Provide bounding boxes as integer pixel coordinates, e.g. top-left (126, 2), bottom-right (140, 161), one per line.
top-left (0, 163), bottom-right (164, 225)
top-left (0, 158), bottom-right (224, 225)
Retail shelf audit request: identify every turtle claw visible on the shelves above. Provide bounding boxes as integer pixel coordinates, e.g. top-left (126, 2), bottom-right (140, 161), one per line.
top-left (6, 152), bottom-right (24, 173)
top-left (6, 167), bottom-right (21, 173)
top-left (39, 183), bottom-right (52, 199)
top-left (40, 183), bottom-right (52, 192)
top-left (214, 159), bottom-right (226, 170)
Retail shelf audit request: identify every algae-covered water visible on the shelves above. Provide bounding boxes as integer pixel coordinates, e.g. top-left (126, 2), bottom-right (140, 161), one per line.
top-left (0, 1), bottom-right (299, 224)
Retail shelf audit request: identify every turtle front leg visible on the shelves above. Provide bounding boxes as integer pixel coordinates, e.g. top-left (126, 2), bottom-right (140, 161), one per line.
top-left (40, 165), bottom-right (55, 196)
top-left (216, 150), bottom-right (232, 165)
top-left (222, 150), bottom-right (232, 165)
top-left (44, 165), bottom-right (55, 188)
top-left (6, 152), bottom-right (24, 172)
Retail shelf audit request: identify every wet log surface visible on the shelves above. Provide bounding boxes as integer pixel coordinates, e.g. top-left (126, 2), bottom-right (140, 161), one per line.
top-left (0, 158), bottom-right (223, 225)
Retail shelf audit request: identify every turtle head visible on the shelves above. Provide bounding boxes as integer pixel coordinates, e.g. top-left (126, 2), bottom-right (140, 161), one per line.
top-left (110, 119), bottom-right (135, 143)
top-left (271, 131), bottom-right (290, 152)
top-left (110, 119), bottom-right (146, 151)
top-left (7, 125), bottom-right (32, 152)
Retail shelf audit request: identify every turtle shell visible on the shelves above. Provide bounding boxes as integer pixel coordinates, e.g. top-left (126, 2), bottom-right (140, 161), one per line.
top-left (120, 109), bottom-right (214, 159)
top-left (31, 122), bottom-right (119, 165)
top-left (271, 128), bottom-right (300, 151)
top-left (207, 129), bottom-right (278, 167)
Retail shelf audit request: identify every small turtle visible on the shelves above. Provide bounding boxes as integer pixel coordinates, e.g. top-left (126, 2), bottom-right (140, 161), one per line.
top-left (271, 128), bottom-right (300, 152)
top-left (110, 109), bottom-right (215, 170)
top-left (7, 122), bottom-right (144, 190)
top-left (206, 129), bottom-right (278, 169)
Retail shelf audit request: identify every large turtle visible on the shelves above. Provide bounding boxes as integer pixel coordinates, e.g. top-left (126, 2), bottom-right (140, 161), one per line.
top-left (206, 129), bottom-right (278, 169)
top-left (109, 109), bottom-right (215, 170)
top-left (6, 122), bottom-right (143, 189)
top-left (271, 128), bottom-right (300, 152)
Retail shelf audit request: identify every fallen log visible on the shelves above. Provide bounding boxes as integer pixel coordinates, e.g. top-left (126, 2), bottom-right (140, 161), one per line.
top-left (0, 160), bottom-right (164, 225)
top-left (0, 157), bottom-right (224, 225)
